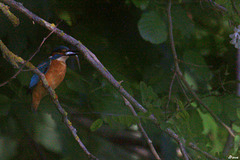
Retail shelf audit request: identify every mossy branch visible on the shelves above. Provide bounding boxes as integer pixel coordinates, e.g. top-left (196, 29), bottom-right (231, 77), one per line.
top-left (0, 40), bottom-right (98, 160)
top-left (0, 2), bottom-right (19, 26)
top-left (0, 0), bottom-right (220, 159)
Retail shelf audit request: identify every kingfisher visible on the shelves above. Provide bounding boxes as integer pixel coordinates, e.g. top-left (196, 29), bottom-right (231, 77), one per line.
top-left (29, 46), bottom-right (79, 111)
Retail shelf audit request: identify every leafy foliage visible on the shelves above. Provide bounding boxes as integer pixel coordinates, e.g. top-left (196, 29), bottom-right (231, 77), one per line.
top-left (138, 11), bottom-right (167, 44)
top-left (0, 0), bottom-right (240, 159)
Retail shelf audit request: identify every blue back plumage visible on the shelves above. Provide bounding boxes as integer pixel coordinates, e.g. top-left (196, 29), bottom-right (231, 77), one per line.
top-left (28, 54), bottom-right (64, 89)
top-left (29, 46), bottom-right (68, 89)
top-left (29, 59), bottom-right (51, 89)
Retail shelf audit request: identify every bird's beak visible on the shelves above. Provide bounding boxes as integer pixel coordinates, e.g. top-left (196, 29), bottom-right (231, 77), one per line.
top-left (75, 55), bottom-right (81, 71)
top-left (65, 51), bottom-right (78, 56)
top-left (65, 51), bottom-right (81, 71)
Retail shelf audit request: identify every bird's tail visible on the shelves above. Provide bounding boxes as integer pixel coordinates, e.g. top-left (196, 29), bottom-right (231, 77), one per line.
top-left (31, 100), bottom-right (40, 112)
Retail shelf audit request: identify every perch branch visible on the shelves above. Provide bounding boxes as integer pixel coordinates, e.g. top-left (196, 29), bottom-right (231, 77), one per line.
top-left (1, 0), bottom-right (149, 117)
top-left (0, 1), bottom-right (220, 159)
top-left (0, 40), bottom-right (98, 160)
top-left (0, 23), bottom-right (59, 87)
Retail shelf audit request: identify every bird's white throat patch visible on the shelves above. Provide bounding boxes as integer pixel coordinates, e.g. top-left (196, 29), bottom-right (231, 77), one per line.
top-left (57, 56), bottom-right (69, 62)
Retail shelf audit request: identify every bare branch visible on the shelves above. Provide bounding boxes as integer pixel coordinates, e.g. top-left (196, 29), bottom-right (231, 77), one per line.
top-left (2, 0), bottom-right (149, 116)
top-left (167, 0), bottom-right (235, 137)
top-left (0, 41), bottom-right (98, 160)
top-left (0, 2), bottom-right (19, 26)
top-left (204, 0), bottom-right (227, 12)
top-left (165, 128), bottom-right (189, 160)
top-left (122, 97), bottom-right (161, 160)
top-left (166, 71), bottom-right (176, 110)
top-left (230, 0), bottom-right (240, 15)
top-left (0, 23), bottom-right (60, 87)
top-left (0, 1), bottom-right (221, 159)
top-left (188, 142), bottom-right (219, 160)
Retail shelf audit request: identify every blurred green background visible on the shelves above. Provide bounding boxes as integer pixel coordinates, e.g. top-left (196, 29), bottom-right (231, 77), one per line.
top-left (0, 0), bottom-right (240, 159)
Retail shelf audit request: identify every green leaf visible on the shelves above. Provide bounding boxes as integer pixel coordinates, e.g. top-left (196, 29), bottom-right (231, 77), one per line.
top-left (140, 81), bottom-right (161, 108)
top-left (104, 115), bottom-right (139, 128)
top-left (177, 100), bottom-right (189, 120)
top-left (202, 96), bottom-right (223, 115)
top-left (197, 109), bottom-right (223, 154)
top-left (58, 11), bottom-right (72, 26)
top-left (184, 72), bottom-right (198, 90)
top-left (90, 119), bottom-right (103, 131)
top-left (138, 11), bottom-right (167, 44)
top-left (221, 95), bottom-right (240, 121)
top-left (131, 0), bottom-right (149, 10)
top-left (233, 135), bottom-right (240, 155)
top-left (233, 123), bottom-right (240, 132)
top-left (103, 116), bottom-right (116, 128)
top-left (115, 115), bottom-right (139, 127)
top-left (189, 110), bottom-right (203, 135)
top-left (183, 50), bottom-right (213, 82)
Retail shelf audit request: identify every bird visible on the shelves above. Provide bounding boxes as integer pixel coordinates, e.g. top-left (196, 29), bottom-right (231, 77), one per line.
top-left (29, 46), bottom-right (79, 111)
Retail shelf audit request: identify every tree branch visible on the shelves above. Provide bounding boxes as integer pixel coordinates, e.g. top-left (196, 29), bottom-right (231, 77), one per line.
top-left (0, 22), bottom-right (59, 87)
top-left (1, 0), bottom-right (148, 114)
top-left (0, 40), bottom-right (98, 160)
top-left (0, 2), bottom-right (19, 26)
top-left (0, 1), bottom-right (220, 159)
top-left (122, 97), bottom-right (161, 160)
top-left (167, 0), bottom-right (235, 137)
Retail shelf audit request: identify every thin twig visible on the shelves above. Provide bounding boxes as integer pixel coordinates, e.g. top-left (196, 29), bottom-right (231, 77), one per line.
top-left (0, 41), bottom-right (98, 160)
top-left (167, 0), bottom-right (235, 137)
top-left (176, 74), bottom-right (190, 103)
top-left (0, 22), bottom-right (60, 87)
top-left (1, 1), bottom-right (220, 159)
top-left (165, 128), bottom-right (189, 160)
top-left (122, 97), bottom-right (161, 160)
top-left (178, 59), bottom-right (213, 68)
top-left (204, 0), bottom-right (227, 12)
top-left (166, 71), bottom-right (176, 109)
top-left (230, 0), bottom-right (240, 16)
top-left (2, 0), bottom-right (155, 124)
top-left (165, 70), bottom-right (176, 119)
top-left (188, 142), bottom-right (219, 160)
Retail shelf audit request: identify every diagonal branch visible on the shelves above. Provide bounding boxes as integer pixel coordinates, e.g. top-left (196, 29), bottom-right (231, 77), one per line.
top-left (165, 128), bottom-right (189, 160)
top-left (122, 97), bottom-right (161, 160)
top-left (1, 0), bottom-right (148, 116)
top-left (0, 22), bottom-right (60, 87)
top-left (0, 1), bottom-right (220, 159)
top-left (167, 0), bottom-right (235, 137)
top-left (0, 2), bottom-right (19, 26)
top-left (188, 142), bottom-right (219, 160)
top-left (230, 0), bottom-right (240, 16)
top-left (0, 40), bottom-right (98, 160)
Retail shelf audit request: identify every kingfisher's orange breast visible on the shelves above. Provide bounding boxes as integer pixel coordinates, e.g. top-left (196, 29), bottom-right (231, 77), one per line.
top-left (45, 59), bottom-right (67, 89)
top-left (31, 59), bottom-right (67, 111)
